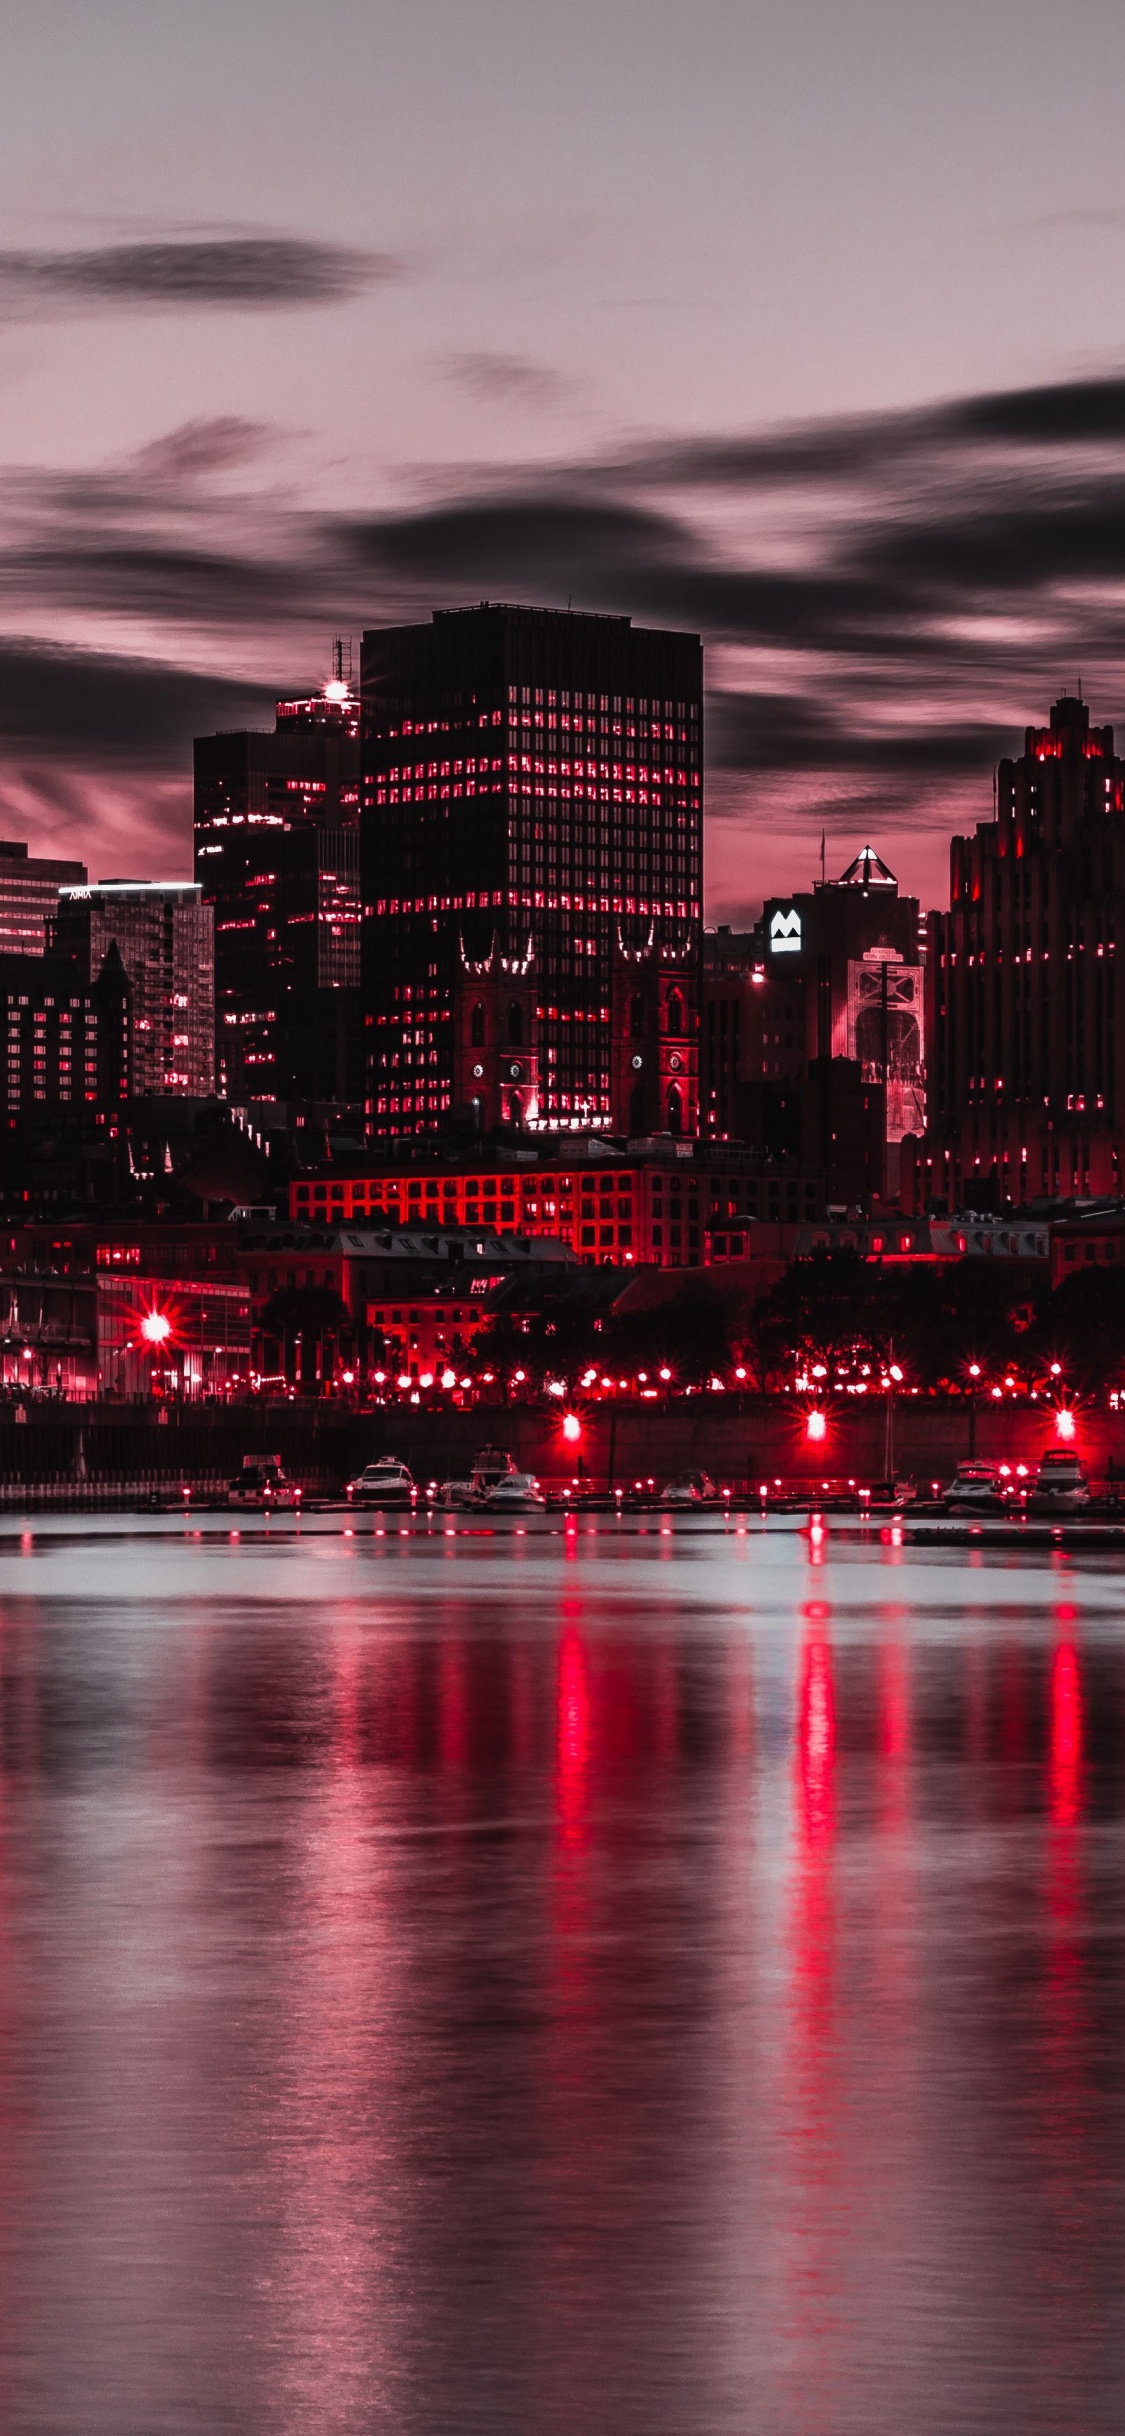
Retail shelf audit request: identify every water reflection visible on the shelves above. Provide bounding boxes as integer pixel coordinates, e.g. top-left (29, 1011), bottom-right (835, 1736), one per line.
top-left (0, 1528), bottom-right (1119, 2428)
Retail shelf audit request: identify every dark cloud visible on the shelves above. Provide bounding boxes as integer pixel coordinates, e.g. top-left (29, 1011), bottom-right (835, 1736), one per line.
top-left (592, 371), bottom-right (1125, 489)
top-left (354, 494), bottom-right (682, 585)
top-left (708, 690), bottom-right (1011, 782)
top-left (0, 639), bottom-right (275, 765)
top-left (0, 540), bottom-right (324, 625)
top-left (5, 359), bottom-right (1125, 888)
top-left (0, 238), bottom-right (392, 317)
top-left (861, 475), bottom-right (1125, 595)
top-left (443, 352), bottom-right (575, 408)
top-left (130, 418), bottom-right (277, 481)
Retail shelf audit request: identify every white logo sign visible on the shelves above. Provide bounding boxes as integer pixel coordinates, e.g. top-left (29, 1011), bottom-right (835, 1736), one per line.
top-left (770, 908), bottom-right (802, 954)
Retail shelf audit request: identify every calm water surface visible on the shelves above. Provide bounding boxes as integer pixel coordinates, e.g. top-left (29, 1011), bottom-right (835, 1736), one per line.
top-left (0, 1511), bottom-right (1121, 2433)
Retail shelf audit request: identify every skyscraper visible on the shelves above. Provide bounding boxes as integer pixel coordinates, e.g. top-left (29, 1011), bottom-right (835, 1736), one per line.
top-left (0, 952), bottom-right (100, 1126)
top-left (0, 840), bottom-right (88, 955)
top-left (360, 604), bottom-right (703, 1140)
top-left (54, 882), bottom-right (215, 1097)
top-left (922, 693), bottom-right (1125, 1206)
top-left (194, 672), bottom-right (361, 1102)
top-left (702, 849), bottom-right (924, 1195)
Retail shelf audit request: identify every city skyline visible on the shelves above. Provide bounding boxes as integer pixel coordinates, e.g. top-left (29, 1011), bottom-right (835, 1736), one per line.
top-left (1, 2), bottom-right (1125, 910)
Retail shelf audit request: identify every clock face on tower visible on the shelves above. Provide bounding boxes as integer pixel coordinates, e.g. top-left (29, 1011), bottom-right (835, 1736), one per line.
top-left (668, 1052), bottom-right (683, 1073)
top-left (631, 1054), bottom-right (643, 1070)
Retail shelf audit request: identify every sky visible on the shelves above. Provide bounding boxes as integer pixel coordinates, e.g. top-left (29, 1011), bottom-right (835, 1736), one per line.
top-left (2, 0), bottom-right (1125, 917)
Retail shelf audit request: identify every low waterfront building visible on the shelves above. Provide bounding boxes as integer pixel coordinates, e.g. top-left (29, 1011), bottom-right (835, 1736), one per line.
top-left (287, 1140), bottom-right (827, 1268)
top-left (0, 1269), bottom-right (250, 1400)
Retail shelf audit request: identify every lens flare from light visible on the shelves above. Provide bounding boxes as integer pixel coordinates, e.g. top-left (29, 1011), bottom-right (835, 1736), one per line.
top-left (562, 1412), bottom-right (582, 1444)
top-left (806, 1409), bottom-right (827, 1443)
top-left (1055, 1406), bottom-right (1076, 1441)
top-left (140, 1310), bottom-right (172, 1345)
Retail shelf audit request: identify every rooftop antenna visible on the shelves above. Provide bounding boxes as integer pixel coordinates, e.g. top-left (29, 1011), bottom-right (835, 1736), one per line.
top-left (332, 637), bottom-right (344, 686)
top-left (820, 827), bottom-right (826, 885)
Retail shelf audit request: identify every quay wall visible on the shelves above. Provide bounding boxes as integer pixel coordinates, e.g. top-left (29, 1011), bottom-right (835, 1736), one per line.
top-left (0, 1401), bottom-right (1121, 1488)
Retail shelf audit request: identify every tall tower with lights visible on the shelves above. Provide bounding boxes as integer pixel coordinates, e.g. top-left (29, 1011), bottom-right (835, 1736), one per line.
top-left (360, 604), bottom-right (703, 1141)
top-left (194, 657), bottom-right (361, 1103)
top-left (923, 694), bottom-right (1125, 1206)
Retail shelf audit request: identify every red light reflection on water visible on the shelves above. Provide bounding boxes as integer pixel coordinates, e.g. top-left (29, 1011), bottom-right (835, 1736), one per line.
top-left (797, 1604), bottom-right (835, 1847)
top-left (878, 1625), bottom-right (910, 1837)
top-left (1036, 1609), bottom-right (1092, 2364)
top-left (556, 1620), bottom-right (590, 1851)
top-left (781, 1602), bottom-right (842, 2404)
top-left (1048, 1634), bottom-right (1083, 1831)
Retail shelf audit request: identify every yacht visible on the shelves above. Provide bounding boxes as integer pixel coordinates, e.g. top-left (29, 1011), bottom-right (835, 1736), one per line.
top-left (438, 1448), bottom-right (519, 1509)
top-left (227, 1456), bottom-right (302, 1511)
top-left (485, 1470), bottom-right (546, 1511)
top-left (1032, 1450), bottom-right (1091, 1511)
top-left (347, 1459), bottom-right (416, 1509)
top-left (942, 1461), bottom-right (1005, 1514)
top-left (662, 1470), bottom-right (718, 1506)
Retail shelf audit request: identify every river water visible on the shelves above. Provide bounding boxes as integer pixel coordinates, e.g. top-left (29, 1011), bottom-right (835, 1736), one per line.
top-left (0, 1511), bottom-right (1121, 2433)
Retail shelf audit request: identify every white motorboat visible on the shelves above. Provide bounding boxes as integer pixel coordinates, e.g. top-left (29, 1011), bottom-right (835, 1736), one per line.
top-left (470, 1446), bottom-right (520, 1497)
top-left (942, 1461), bottom-right (1005, 1513)
top-left (662, 1470), bottom-right (718, 1506)
top-left (1032, 1450), bottom-right (1091, 1511)
top-left (347, 1459), bottom-right (416, 1509)
top-left (227, 1455), bottom-right (302, 1510)
top-left (485, 1470), bottom-right (546, 1511)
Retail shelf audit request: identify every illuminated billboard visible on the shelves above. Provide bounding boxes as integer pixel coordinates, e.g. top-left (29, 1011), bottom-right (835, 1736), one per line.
top-left (769, 908), bottom-right (802, 954)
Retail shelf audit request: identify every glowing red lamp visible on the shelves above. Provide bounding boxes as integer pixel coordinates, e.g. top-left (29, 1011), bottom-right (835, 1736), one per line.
top-left (140, 1310), bottom-right (172, 1346)
top-left (561, 1413), bottom-right (583, 1445)
top-left (806, 1409), bottom-right (827, 1444)
top-left (1055, 1406), bottom-right (1076, 1442)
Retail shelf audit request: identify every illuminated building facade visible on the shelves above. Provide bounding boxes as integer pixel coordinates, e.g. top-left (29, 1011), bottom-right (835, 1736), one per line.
top-left (55, 882), bottom-right (214, 1096)
top-left (289, 1144), bottom-right (824, 1267)
top-left (0, 840), bottom-right (88, 956)
top-left (703, 849), bottom-right (924, 1196)
top-left (0, 953), bottom-right (100, 1127)
top-left (97, 1276), bottom-right (250, 1400)
top-left (194, 675), bottom-right (361, 1102)
top-left (922, 694), bottom-right (1125, 1206)
top-left (361, 604), bottom-right (703, 1138)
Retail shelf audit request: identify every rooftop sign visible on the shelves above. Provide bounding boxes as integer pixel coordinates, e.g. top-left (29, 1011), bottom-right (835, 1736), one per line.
top-left (769, 907), bottom-right (802, 954)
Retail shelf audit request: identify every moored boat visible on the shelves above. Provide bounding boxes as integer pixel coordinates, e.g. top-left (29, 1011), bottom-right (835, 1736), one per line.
top-left (662, 1470), bottom-right (718, 1506)
top-left (1031, 1449), bottom-right (1091, 1511)
top-left (942, 1461), bottom-right (1005, 1514)
top-left (347, 1458), bottom-right (416, 1508)
top-left (227, 1455), bottom-right (302, 1510)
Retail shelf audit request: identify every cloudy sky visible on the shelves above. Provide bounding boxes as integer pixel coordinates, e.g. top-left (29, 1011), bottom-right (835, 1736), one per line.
top-left (3, 0), bottom-right (1125, 915)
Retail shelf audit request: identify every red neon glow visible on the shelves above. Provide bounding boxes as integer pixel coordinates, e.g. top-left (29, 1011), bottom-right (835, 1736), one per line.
top-left (561, 1412), bottom-right (582, 1444)
top-left (1055, 1407), bottom-right (1076, 1441)
top-left (806, 1409), bottom-right (827, 1443)
top-left (1049, 1639), bottom-right (1083, 1829)
top-left (556, 1622), bottom-right (590, 1848)
top-left (797, 1607), bottom-right (835, 1846)
top-left (140, 1310), bottom-right (172, 1345)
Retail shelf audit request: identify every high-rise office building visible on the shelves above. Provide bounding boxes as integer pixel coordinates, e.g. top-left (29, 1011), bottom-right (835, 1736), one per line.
top-left (0, 952), bottom-right (103, 1127)
top-left (0, 840), bottom-right (88, 955)
top-left (701, 848), bottom-right (924, 1195)
top-left (194, 673), bottom-right (361, 1102)
top-left (361, 604), bottom-right (703, 1140)
top-left (54, 882), bottom-right (214, 1096)
top-left (921, 694), bottom-right (1125, 1206)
